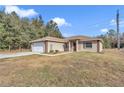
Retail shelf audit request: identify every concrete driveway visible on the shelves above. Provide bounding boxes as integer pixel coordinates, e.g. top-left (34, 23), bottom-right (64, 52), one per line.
top-left (0, 52), bottom-right (72, 59)
top-left (0, 52), bottom-right (40, 59)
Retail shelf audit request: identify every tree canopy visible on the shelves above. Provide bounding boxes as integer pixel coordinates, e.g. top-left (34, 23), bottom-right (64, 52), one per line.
top-left (97, 29), bottom-right (124, 48)
top-left (0, 10), bottom-right (63, 50)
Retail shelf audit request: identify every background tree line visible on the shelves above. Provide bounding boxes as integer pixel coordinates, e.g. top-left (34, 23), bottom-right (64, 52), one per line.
top-left (1, 9), bottom-right (124, 51)
top-left (97, 29), bottom-right (124, 48)
top-left (0, 10), bottom-right (63, 50)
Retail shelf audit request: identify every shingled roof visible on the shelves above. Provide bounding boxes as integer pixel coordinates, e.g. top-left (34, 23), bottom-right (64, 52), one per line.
top-left (30, 36), bottom-right (68, 43)
top-left (66, 35), bottom-right (91, 40)
top-left (30, 35), bottom-right (102, 43)
top-left (66, 35), bottom-right (102, 41)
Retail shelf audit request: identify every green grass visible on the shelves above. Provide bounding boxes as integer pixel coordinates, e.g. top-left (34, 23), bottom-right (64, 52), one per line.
top-left (0, 49), bottom-right (124, 86)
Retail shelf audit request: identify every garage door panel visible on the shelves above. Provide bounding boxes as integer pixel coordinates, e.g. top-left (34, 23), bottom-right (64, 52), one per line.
top-left (32, 42), bottom-right (44, 53)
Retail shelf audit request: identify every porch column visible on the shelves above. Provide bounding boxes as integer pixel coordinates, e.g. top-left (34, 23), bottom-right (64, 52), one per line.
top-left (45, 41), bottom-right (48, 53)
top-left (76, 40), bottom-right (79, 52)
top-left (97, 40), bottom-right (100, 52)
top-left (68, 41), bottom-right (71, 52)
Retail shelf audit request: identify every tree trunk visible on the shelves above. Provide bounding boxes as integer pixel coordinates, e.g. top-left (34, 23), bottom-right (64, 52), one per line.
top-left (19, 45), bottom-right (22, 52)
top-left (9, 45), bottom-right (11, 51)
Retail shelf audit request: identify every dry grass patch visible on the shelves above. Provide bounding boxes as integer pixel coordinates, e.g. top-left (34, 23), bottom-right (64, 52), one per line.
top-left (0, 49), bottom-right (124, 86)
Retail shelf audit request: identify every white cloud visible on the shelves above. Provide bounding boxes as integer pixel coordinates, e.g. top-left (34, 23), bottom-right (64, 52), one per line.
top-left (52, 17), bottom-right (71, 27)
top-left (100, 28), bottom-right (109, 33)
top-left (110, 19), bottom-right (124, 27)
top-left (110, 19), bottom-right (116, 25)
top-left (5, 6), bottom-right (38, 18)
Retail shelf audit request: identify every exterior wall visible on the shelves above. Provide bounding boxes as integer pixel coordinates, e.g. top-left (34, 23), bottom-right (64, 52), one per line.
top-left (99, 41), bottom-right (103, 52)
top-left (31, 40), bottom-right (103, 53)
top-left (78, 40), bottom-right (98, 52)
top-left (47, 41), bottom-right (65, 52)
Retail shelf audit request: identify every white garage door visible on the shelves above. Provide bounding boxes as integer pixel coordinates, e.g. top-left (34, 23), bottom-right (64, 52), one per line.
top-left (31, 42), bottom-right (44, 53)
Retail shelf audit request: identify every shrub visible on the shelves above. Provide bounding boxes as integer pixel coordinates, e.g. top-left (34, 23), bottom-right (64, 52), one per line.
top-left (49, 50), bottom-right (54, 53)
top-left (55, 50), bottom-right (59, 53)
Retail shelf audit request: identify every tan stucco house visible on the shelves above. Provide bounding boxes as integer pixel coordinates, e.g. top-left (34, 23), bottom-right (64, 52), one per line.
top-left (30, 35), bottom-right (103, 53)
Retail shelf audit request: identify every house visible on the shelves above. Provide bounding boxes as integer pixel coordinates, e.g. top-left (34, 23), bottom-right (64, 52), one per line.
top-left (30, 35), bottom-right (103, 53)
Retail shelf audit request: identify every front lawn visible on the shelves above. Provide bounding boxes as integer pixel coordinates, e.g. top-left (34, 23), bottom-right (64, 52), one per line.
top-left (0, 49), bottom-right (124, 86)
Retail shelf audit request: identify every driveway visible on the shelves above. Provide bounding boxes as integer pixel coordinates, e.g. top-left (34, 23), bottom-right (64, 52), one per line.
top-left (0, 52), bottom-right (40, 59)
top-left (0, 52), bottom-right (72, 59)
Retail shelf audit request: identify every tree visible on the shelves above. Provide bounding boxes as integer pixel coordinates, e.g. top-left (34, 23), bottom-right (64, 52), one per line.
top-left (0, 23), bottom-right (6, 49)
top-left (0, 9), bottom-right (63, 50)
top-left (97, 29), bottom-right (117, 48)
top-left (31, 15), bottom-right (46, 39)
top-left (106, 29), bottom-right (117, 48)
top-left (46, 20), bottom-right (63, 38)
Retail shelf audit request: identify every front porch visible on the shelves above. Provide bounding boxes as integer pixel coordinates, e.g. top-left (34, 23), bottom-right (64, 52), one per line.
top-left (66, 40), bottom-right (79, 52)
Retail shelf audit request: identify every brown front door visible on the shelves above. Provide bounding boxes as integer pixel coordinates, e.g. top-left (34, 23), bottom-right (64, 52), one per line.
top-left (73, 41), bottom-right (76, 51)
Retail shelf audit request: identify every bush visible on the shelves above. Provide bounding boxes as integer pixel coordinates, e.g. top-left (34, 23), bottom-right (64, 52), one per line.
top-left (49, 50), bottom-right (54, 53)
top-left (55, 50), bottom-right (59, 53)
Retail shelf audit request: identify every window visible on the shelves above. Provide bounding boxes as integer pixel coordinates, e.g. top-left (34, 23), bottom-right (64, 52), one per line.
top-left (83, 42), bottom-right (92, 48)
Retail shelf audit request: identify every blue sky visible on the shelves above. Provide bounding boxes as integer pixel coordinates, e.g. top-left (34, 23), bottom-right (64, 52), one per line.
top-left (1, 5), bottom-right (124, 37)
